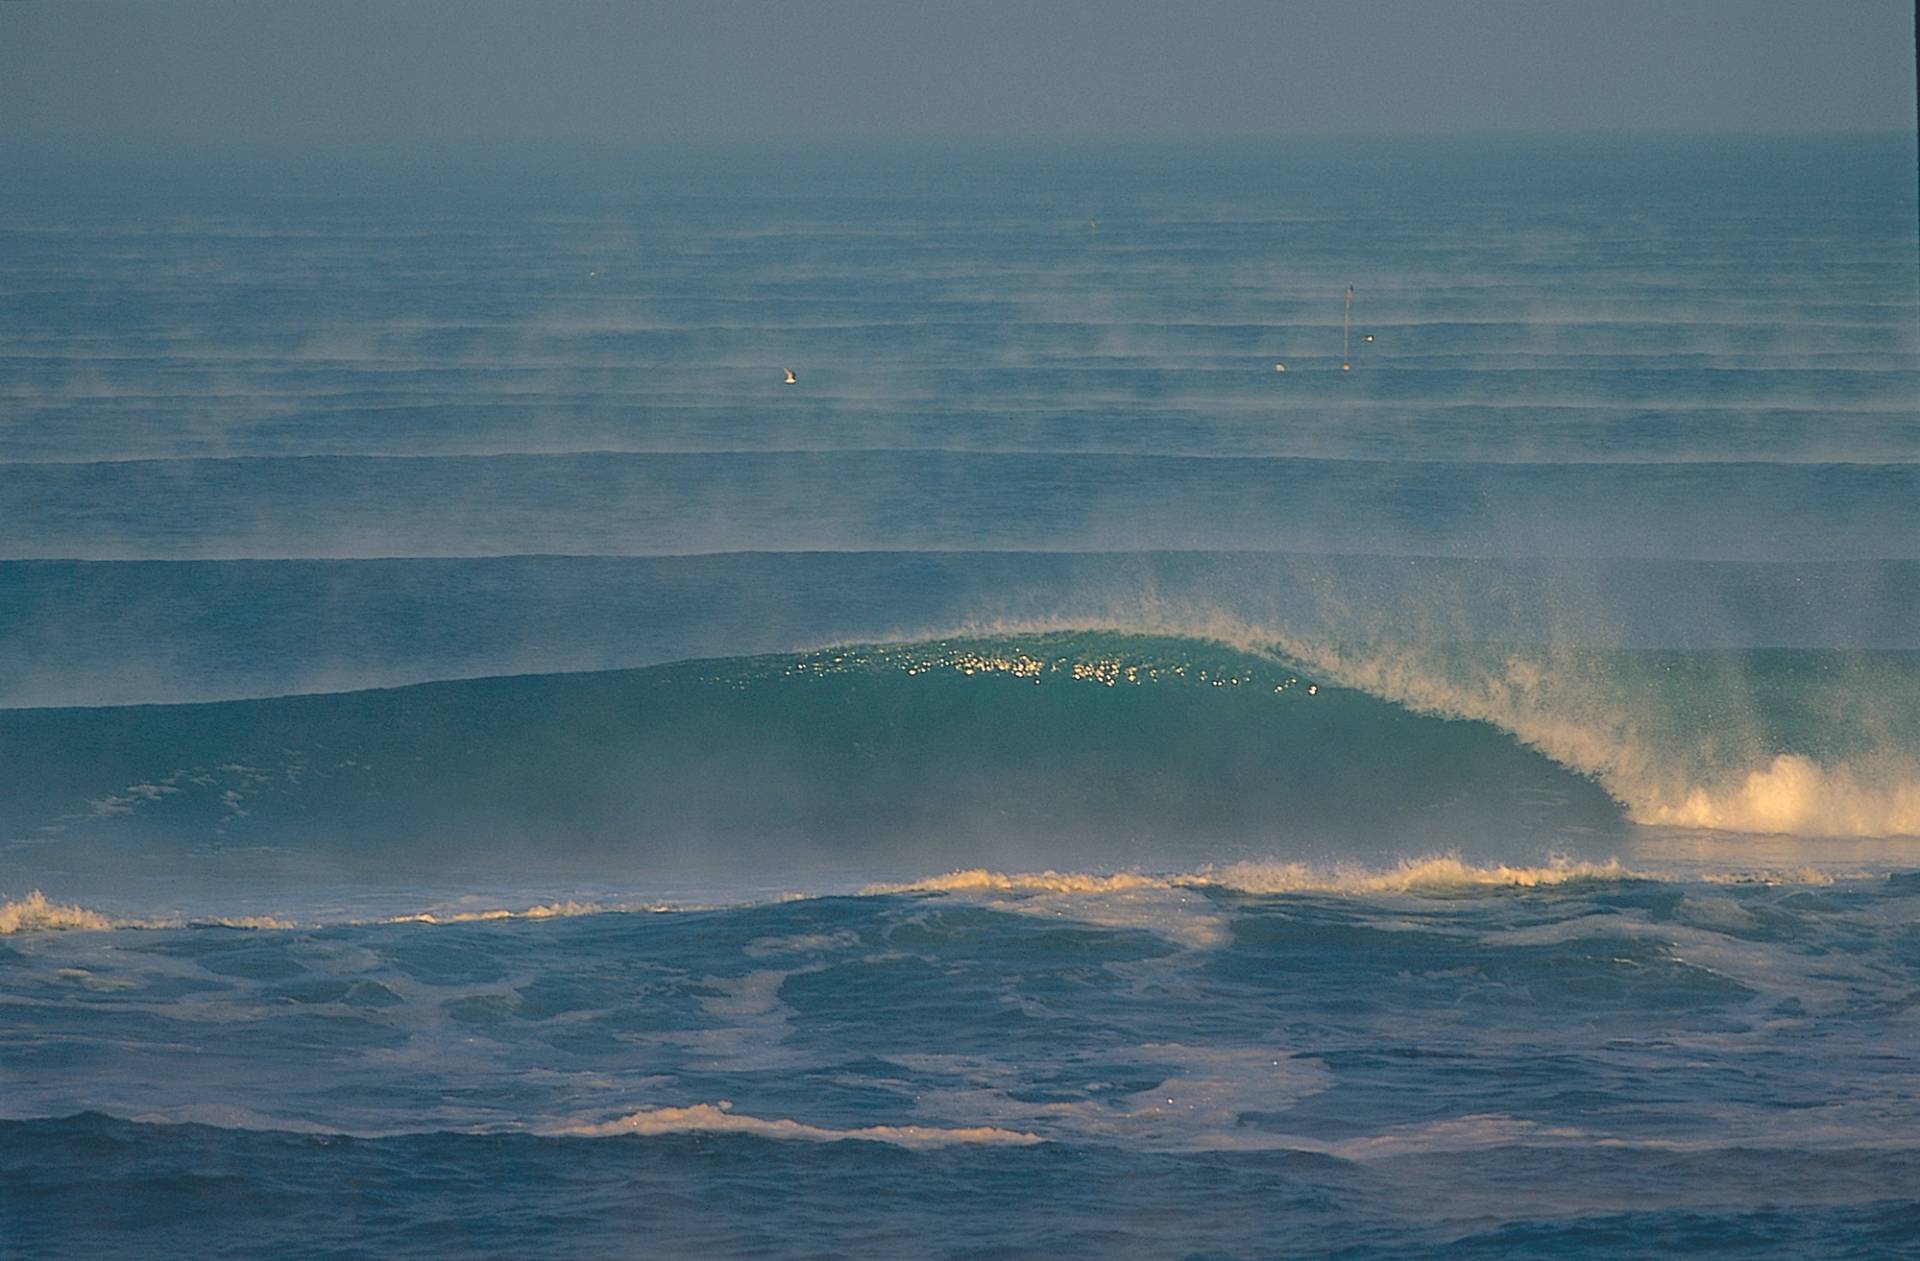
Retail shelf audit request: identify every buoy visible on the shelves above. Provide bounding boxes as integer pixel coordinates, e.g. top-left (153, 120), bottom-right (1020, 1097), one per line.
top-left (783, 369), bottom-right (797, 385)
top-left (1364, 334), bottom-right (1373, 343)
top-left (1341, 362), bottom-right (1351, 371)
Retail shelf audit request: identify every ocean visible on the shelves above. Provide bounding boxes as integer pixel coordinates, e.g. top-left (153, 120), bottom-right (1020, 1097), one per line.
top-left (2, 135), bottom-right (1917, 1258)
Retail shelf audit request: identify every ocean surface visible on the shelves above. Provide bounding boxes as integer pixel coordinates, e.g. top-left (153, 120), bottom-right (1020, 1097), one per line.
top-left (2, 136), bottom-right (1918, 1258)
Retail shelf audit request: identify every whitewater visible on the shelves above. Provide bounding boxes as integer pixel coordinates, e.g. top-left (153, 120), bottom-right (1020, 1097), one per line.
top-left (3, 137), bottom-right (1918, 1258)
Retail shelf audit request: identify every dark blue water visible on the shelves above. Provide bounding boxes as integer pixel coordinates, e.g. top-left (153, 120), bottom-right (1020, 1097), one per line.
top-left (8, 876), bottom-right (1920, 1259)
top-left (3, 137), bottom-right (1917, 1257)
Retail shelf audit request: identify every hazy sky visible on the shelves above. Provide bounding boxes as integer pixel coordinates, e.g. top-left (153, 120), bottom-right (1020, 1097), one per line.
top-left (2, 0), bottom-right (1913, 147)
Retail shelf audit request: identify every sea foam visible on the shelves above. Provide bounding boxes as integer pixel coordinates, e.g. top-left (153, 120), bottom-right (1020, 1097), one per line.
top-left (549, 1101), bottom-right (1042, 1148)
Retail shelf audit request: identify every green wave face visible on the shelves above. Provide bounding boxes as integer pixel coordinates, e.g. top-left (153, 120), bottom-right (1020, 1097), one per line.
top-left (0, 633), bottom-right (1625, 884)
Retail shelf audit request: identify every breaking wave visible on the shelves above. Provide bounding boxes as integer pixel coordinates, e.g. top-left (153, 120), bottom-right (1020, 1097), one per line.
top-left (2, 631), bottom-right (1915, 901)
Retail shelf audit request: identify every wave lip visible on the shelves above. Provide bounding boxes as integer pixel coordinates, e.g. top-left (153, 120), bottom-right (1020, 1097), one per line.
top-left (547, 1102), bottom-right (1043, 1148)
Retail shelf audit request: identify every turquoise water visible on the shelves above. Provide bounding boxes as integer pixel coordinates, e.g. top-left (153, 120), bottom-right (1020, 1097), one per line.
top-left (3, 137), bottom-right (1918, 1257)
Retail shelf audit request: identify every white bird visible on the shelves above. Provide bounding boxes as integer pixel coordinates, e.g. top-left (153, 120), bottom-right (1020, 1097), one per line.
top-left (1274, 362), bottom-right (1286, 373)
top-left (783, 369), bottom-right (797, 385)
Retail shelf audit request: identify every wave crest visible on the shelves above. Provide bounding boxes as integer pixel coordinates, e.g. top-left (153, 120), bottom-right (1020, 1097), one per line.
top-left (1201, 855), bottom-right (1634, 894)
top-left (871, 855), bottom-right (1883, 904)
top-left (0, 893), bottom-right (298, 935)
top-left (869, 856), bottom-right (1637, 899)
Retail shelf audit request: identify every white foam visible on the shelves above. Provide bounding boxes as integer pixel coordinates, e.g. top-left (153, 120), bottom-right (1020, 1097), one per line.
top-left (127, 1104), bottom-right (341, 1135)
top-left (1199, 855), bottom-right (1635, 894)
top-left (7, 850), bottom-right (1884, 944)
top-left (743, 930), bottom-right (861, 957)
top-left (1640, 753), bottom-right (1920, 837)
top-left (385, 899), bottom-right (613, 925)
top-left (1695, 867), bottom-right (1838, 886)
top-left (880, 1043), bottom-right (1335, 1152)
top-left (0, 891), bottom-right (115, 934)
top-left (864, 869), bottom-right (1171, 896)
top-left (872, 856), bottom-right (1639, 901)
top-left (53, 967), bottom-right (137, 992)
top-left (1486, 905), bottom-right (1892, 1014)
top-left (0, 892), bottom-right (308, 935)
top-left (0, 891), bottom-right (339, 936)
top-left (856, 856), bottom-right (1899, 959)
top-left (664, 969), bottom-right (819, 1070)
top-left (549, 1101), bottom-right (1042, 1148)
top-left (1317, 1113), bottom-right (1590, 1160)
top-left (863, 869), bottom-right (1230, 947)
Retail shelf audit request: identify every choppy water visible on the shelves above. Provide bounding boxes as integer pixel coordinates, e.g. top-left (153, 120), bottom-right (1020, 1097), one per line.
top-left (3, 137), bottom-right (1918, 1258)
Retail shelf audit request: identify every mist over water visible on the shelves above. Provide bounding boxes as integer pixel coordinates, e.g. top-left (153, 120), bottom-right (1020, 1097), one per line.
top-left (4, 136), bottom-right (1918, 1258)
